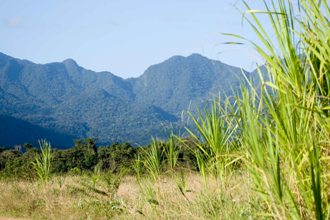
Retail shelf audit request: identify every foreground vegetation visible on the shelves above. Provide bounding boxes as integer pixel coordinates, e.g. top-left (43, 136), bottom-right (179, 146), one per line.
top-left (0, 171), bottom-right (262, 219)
top-left (1, 0), bottom-right (329, 219)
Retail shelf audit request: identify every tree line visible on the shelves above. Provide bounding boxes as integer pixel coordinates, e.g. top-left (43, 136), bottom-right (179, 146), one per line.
top-left (0, 137), bottom-right (199, 179)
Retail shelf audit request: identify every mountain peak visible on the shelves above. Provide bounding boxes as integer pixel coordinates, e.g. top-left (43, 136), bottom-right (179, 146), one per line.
top-left (187, 53), bottom-right (205, 58)
top-left (62, 58), bottom-right (78, 66)
top-left (186, 53), bottom-right (215, 63)
top-left (167, 53), bottom-right (207, 61)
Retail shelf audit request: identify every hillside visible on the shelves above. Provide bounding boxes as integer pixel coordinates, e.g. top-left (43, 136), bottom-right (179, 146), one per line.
top-left (0, 52), bottom-right (252, 147)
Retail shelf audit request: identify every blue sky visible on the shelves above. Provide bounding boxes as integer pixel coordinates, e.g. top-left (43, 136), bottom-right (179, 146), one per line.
top-left (0, 0), bottom-right (266, 78)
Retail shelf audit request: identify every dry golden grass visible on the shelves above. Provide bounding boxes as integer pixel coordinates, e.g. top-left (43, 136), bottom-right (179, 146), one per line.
top-left (0, 170), bottom-right (262, 220)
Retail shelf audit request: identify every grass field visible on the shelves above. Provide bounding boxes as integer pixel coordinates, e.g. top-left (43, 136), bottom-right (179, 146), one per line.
top-left (0, 171), bottom-right (262, 220)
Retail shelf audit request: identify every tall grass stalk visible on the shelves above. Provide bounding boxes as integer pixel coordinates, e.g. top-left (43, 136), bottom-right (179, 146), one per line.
top-left (185, 98), bottom-right (239, 179)
top-left (33, 140), bottom-right (52, 182)
top-left (134, 153), bottom-right (143, 184)
top-left (91, 162), bottom-right (102, 188)
top-left (195, 149), bottom-right (208, 187)
top-left (142, 139), bottom-right (163, 181)
top-left (164, 132), bottom-right (179, 171)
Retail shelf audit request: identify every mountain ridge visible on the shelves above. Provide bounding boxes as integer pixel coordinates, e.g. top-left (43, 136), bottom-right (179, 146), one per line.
top-left (0, 52), bottom-right (256, 148)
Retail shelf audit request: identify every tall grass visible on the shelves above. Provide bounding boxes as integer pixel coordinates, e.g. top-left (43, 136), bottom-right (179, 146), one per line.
top-left (140, 139), bottom-right (163, 181)
top-left (224, 0), bottom-right (330, 218)
top-left (185, 97), bottom-right (240, 180)
top-left (183, 0), bottom-right (330, 218)
top-left (33, 140), bottom-right (52, 182)
top-left (163, 132), bottom-right (179, 172)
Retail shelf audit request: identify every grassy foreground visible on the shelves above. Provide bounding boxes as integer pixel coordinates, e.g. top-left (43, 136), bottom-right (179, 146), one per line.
top-left (0, 171), bottom-right (261, 220)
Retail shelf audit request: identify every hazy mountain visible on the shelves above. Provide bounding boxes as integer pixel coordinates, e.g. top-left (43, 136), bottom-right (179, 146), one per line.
top-left (0, 52), bottom-right (253, 148)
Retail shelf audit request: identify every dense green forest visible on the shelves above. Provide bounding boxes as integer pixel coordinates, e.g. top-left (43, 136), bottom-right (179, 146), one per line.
top-left (0, 137), bottom-right (199, 179)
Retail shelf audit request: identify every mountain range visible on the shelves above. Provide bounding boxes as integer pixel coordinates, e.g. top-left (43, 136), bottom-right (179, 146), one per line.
top-left (0, 52), bottom-right (257, 148)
